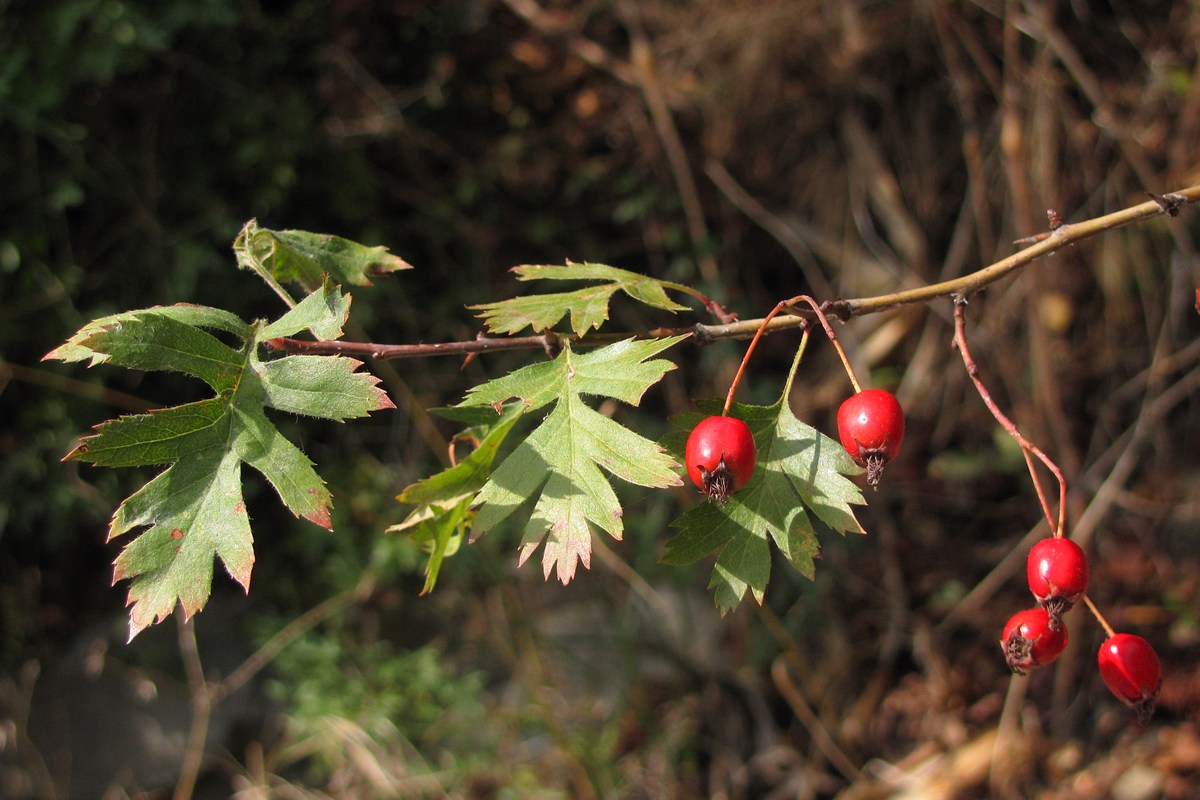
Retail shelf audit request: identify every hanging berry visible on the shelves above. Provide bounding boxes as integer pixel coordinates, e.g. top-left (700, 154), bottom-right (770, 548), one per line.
top-left (1026, 537), bottom-right (1089, 621)
top-left (837, 388), bottom-right (904, 487)
top-left (1001, 607), bottom-right (1069, 674)
top-left (1098, 633), bottom-right (1162, 721)
top-left (685, 416), bottom-right (756, 503)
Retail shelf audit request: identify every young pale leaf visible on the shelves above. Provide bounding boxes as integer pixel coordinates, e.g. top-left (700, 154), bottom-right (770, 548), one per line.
top-left (260, 276), bottom-right (352, 340)
top-left (461, 338), bottom-right (685, 582)
top-left (664, 400), bottom-right (865, 614)
top-left (388, 405), bottom-right (524, 593)
top-left (390, 498), bottom-right (472, 595)
top-left (235, 218), bottom-right (412, 289)
top-left (470, 262), bottom-right (689, 336)
top-left (47, 283), bottom-right (394, 639)
top-left (395, 404), bottom-right (524, 508)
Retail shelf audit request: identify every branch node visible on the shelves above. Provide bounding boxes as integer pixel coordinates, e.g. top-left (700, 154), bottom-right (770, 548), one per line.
top-left (822, 299), bottom-right (851, 321)
top-left (691, 323), bottom-right (714, 347)
top-left (541, 333), bottom-right (561, 358)
top-left (1148, 191), bottom-right (1187, 217)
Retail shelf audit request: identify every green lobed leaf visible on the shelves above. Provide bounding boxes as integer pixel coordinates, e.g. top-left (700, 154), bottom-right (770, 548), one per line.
top-left (259, 276), bottom-right (352, 340)
top-left (73, 313), bottom-right (246, 392)
top-left (48, 283), bottom-right (394, 638)
top-left (389, 405), bottom-right (524, 593)
top-left (43, 304), bottom-right (252, 366)
top-left (461, 336), bottom-right (685, 412)
top-left (464, 338), bottom-right (685, 583)
top-left (109, 449), bottom-right (252, 637)
top-left (470, 262), bottom-right (689, 336)
top-left (235, 219), bottom-right (412, 290)
top-left (663, 399), bottom-right (865, 614)
top-left (257, 355), bottom-right (394, 421)
top-left (67, 398), bottom-right (230, 468)
top-left (395, 404), bottom-right (524, 508)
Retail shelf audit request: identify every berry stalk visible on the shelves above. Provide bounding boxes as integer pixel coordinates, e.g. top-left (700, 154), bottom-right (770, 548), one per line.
top-left (724, 294), bottom-right (860, 415)
top-left (1080, 592), bottom-right (1117, 639)
top-left (953, 298), bottom-right (1067, 538)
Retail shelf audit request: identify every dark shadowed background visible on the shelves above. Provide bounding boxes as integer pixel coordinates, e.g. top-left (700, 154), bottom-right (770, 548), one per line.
top-left (2, 1), bottom-right (1199, 798)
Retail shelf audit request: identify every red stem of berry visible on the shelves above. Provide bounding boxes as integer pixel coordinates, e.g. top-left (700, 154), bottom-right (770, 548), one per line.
top-left (953, 298), bottom-right (1067, 538)
top-left (723, 295), bottom-right (861, 415)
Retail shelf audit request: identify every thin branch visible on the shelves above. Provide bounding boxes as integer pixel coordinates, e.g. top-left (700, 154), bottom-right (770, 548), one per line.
top-left (174, 611), bottom-right (212, 800)
top-left (215, 584), bottom-right (361, 701)
top-left (265, 185), bottom-right (1200, 361)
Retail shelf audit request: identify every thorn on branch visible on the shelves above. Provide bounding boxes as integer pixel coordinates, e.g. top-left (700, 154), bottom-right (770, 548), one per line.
top-left (1148, 192), bottom-right (1187, 217)
top-left (1013, 212), bottom-right (1070, 247)
top-left (704, 299), bottom-right (739, 324)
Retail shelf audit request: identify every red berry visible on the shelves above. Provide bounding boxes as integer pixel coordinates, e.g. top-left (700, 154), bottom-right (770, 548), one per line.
top-left (837, 388), bottom-right (904, 486)
top-left (1026, 537), bottom-right (1089, 620)
top-left (1098, 633), bottom-right (1162, 721)
top-left (1001, 608), bottom-right (1068, 674)
top-left (685, 415), bottom-right (756, 503)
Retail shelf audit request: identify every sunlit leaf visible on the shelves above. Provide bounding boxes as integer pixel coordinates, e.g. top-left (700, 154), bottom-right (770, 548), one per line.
top-left (470, 262), bottom-right (689, 336)
top-left (46, 283), bottom-right (393, 638)
top-left (461, 337), bottom-right (686, 582)
top-left (663, 400), bottom-right (865, 614)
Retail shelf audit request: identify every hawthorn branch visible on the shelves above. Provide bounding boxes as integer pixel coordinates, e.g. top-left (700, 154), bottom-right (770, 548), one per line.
top-left (265, 185), bottom-right (1200, 361)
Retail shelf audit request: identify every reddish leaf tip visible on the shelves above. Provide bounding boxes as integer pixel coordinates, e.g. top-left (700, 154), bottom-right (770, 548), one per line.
top-left (305, 507), bottom-right (333, 530)
top-left (375, 390), bottom-right (397, 411)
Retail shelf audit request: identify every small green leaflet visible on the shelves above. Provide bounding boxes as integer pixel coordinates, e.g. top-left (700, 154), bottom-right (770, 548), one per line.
top-left (663, 401), bottom-right (866, 614)
top-left (388, 404), bottom-right (524, 594)
top-left (234, 218), bottom-right (413, 293)
top-left (44, 283), bottom-right (394, 640)
top-left (470, 262), bottom-right (689, 336)
top-left (459, 337), bottom-right (686, 582)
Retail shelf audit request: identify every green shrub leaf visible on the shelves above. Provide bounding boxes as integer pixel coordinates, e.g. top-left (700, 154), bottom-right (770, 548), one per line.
top-left (663, 400), bottom-right (866, 614)
top-left (45, 283), bottom-right (393, 639)
top-left (470, 262), bottom-right (690, 336)
top-left (460, 337), bottom-right (686, 582)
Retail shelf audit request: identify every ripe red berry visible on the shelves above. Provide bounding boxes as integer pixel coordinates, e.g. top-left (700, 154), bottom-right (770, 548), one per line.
top-left (685, 415), bottom-right (756, 503)
top-left (1001, 607), bottom-right (1068, 675)
top-left (837, 388), bottom-right (904, 486)
top-left (1026, 537), bottom-right (1089, 620)
top-left (1098, 633), bottom-right (1162, 721)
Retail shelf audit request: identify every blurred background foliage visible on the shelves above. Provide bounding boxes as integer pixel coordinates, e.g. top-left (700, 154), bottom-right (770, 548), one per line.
top-left (2, 0), bottom-right (1200, 797)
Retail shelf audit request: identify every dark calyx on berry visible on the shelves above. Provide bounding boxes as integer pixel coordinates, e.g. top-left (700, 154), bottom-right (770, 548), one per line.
top-left (858, 447), bottom-right (890, 488)
top-left (697, 455), bottom-right (736, 504)
top-left (1001, 607), bottom-right (1067, 675)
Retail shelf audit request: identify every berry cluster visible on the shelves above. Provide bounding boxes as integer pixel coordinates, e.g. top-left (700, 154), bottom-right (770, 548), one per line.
top-left (684, 293), bottom-right (1163, 723)
top-left (1000, 536), bottom-right (1162, 721)
top-left (684, 388), bottom-right (904, 503)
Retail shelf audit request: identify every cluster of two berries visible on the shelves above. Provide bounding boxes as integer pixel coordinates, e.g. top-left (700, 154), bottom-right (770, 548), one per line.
top-left (684, 388), bottom-right (904, 501)
top-left (1002, 536), bottom-right (1162, 719)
